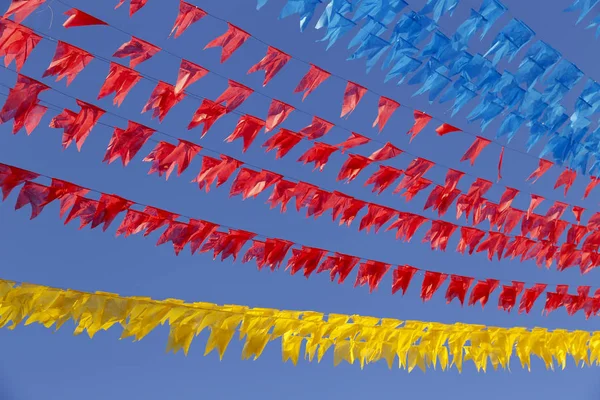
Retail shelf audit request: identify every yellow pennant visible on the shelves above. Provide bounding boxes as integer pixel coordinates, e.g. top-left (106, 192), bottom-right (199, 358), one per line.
top-left (0, 278), bottom-right (598, 372)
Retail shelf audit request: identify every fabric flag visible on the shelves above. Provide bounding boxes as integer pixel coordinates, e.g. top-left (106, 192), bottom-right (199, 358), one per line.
top-left (527, 159), bottom-right (553, 183)
top-left (204, 23), bottom-right (250, 63)
top-left (226, 115), bottom-right (265, 152)
top-left (364, 165), bottom-right (403, 194)
top-left (359, 204), bottom-right (396, 233)
top-left (354, 260), bottom-right (391, 292)
top-left (115, 0), bottom-right (148, 16)
top-left (230, 169), bottom-right (282, 199)
top-left (318, 12), bottom-right (356, 50)
top-left (103, 121), bottom-right (154, 166)
top-left (317, 253), bottom-right (360, 284)
top-left (565, 0), bottom-right (600, 24)
top-left (263, 129), bottom-right (302, 158)
top-left (348, 33), bottom-right (390, 73)
top-left (337, 132), bottom-right (370, 153)
top-left (15, 181), bottom-right (52, 219)
top-left (42, 41), bottom-right (93, 86)
top-left (421, 0), bottom-right (459, 22)
top-left (341, 81), bottom-right (367, 118)
top-left (63, 8), bottom-right (108, 28)
top-left (554, 169), bottom-right (577, 196)
top-left (368, 142), bottom-right (401, 162)
top-left (498, 282), bottom-right (524, 312)
top-left (215, 80), bottom-right (254, 113)
top-left (298, 142), bottom-right (338, 171)
top-left (407, 110), bottom-right (432, 142)
top-left (188, 99), bottom-right (226, 136)
top-left (142, 81), bottom-right (186, 122)
top-left (435, 123), bottom-right (460, 136)
top-left (421, 271), bottom-right (448, 302)
top-left (337, 154), bottom-right (372, 182)
top-left (265, 100), bottom-right (294, 132)
top-left (391, 265), bottom-right (418, 295)
top-left (0, 164), bottom-right (39, 200)
top-left (193, 155), bottom-right (242, 192)
top-left (144, 139), bottom-right (201, 179)
top-left (0, 20), bottom-right (42, 72)
top-left (4, 0), bottom-right (46, 23)
top-left (527, 194), bottom-right (544, 218)
top-left (170, 1), bottom-right (206, 38)
top-left (97, 62), bottom-right (141, 106)
top-left (497, 146), bottom-right (504, 181)
top-left (52, 100), bottom-right (105, 151)
top-left (287, 247), bottom-right (327, 277)
top-left (460, 136), bottom-right (491, 165)
top-left (0, 74), bottom-right (49, 135)
top-left (175, 59), bottom-right (208, 95)
top-left (445, 275), bottom-right (474, 306)
top-left (113, 36), bottom-right (160, 68)
top-left (248, 46), bottom-right (291, 86)
top-left (468, 279), bottom-right (499, 308)
top-left (372, 96), bottom-right (400, 132)
top-left (294, 64), bottom-right (330, 100)
top-left (279, 0), bottom-right (321, 31)
top-left (584, 176), bottom-right (600, 199)
top-left (299, 116), bottom-right (333, 140)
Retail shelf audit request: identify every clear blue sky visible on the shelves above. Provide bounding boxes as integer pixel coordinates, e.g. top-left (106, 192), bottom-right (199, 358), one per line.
top-left (2, 0), bottom-right (600, 398)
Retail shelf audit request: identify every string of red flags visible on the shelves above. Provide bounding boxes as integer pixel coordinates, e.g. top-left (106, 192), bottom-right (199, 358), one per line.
top-left (2, 75), bottom-right (600, 275)
top-left (1, 19), bottom-right (597, 242)
top-left (3, 1), bottom-right (583, 200)
top-left (3, 161), bottom-right (600, 318)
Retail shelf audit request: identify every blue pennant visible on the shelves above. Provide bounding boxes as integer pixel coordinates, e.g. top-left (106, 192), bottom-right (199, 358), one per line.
top-left (453, 9), bottom-right (485, 50)
top-left (526, 121), bottom-right (548, 152)
top-left (448, 51), bottom-right (473, 76)
top-left (318, 12), bottom-right (357, 49)
top-left (353, 0), bottom-right (409, 26)
top-left (420, 0), bottom-right (460, 22)
top-left (497, 112), bottom-right (525, 142)
top-left (385, 54), bottom-right (421, 83)
top-left (543, 59), bottom-right (583, 104)
top-left (478, 0), bottom-right (507, 38)
top-left (564, 0), bottom-right (600, 24)
top-left (539, 105), bottom-right (568, 132)
top-left (348, 33), bottom-right (391, 72)
top-left (421, 31), bottom-right (460, 64)
top-left (280, 0), bottom-right (323, 31)
top-left (515, 41), bottom-right (561, 88)
top-left (348, 16), bottom-right (386, 49)
top-left (257, 0), bottom-right (269, 9)
top-left (484, 19), bottom-right (535, 65)
top-left (382, 37), bottom-right (418, 69)
top-left (439, 76), bottom-right (478, 116)
top-left (411, 60), bottom-right (451, 103)
top-left (392, 11), bottom-right (437, 45)
top-left (467, 93), bottom-right (506, 130)
top-left (519, 89), bottom-right (548, 120)
top-left (491, 71), bottom-right (525, 108)
top-left (315, 0), bottom-right (355, 29)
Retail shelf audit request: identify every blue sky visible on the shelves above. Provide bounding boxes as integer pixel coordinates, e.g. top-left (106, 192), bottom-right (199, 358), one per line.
top-left (2, 0), bottom-right (600, 398)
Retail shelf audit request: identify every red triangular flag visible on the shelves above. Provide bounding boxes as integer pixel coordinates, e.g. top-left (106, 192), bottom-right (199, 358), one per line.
top-left (63, 8), bottom-right (108, 28)
top-left (294, 64), bottom-right (330, 100)
top-left (407, 110), bottom-right (432, 142)
top-left (265, 99), bottom-right (294, 132)
top-left (204, 23), bottom-right (250, 63)
top-left (225, 114), bottom-right (265, 152)
top-left (175, 59), bottom-right (208, 95)
top-left (460, 136), bottom-right (491, 166)
top-left (112, 36), bottom-right (160, 68)
top-left (98, 62), bottom-right (141, 106)
top-left (372, 96), bottom-right (400, 132)
top-left (170, 0), bottom-right (206, 38)
top-left (248, 46), bottom-right (290, 86)
top-left (527, 159), bottom-right (553, 183)
top-left (435, 123), bottom-right (460, 136)
top-left (340, 81), bottom-right (366, 118)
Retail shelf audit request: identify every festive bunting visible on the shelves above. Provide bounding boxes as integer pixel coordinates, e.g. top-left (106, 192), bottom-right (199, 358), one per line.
top-left (265, 100), bottom-right (295, 132)
top-left (341, 81), bottom-right (366, 118)
top-left (112, 36), bottom-right (160, 68)
top-left (204, 23), bottom-right (250, 63)
top-left (294, 64), bottom-right (330, 100)
top-left (42, 41), bottom-right (93, 86)
top-left (115, 0), bottom-right (148, 16)
top-left (51, 100), bottom-right (105, 151)
top-left (461, 136), bottom-right (491, 166)
top-left (175, 59), bottom-right (208, 95)
top-left (407, 110), bottom-right (432, 142)
top-left (248, 46), bottom-right (291, 86)
top-left (226, 114), bottom-right (265, 152)
top-left (0, 74), bottom-right (48, 134)
top-left (0, 19), bottom-right (42, 72)
top-left (170, 0), bottom-right (206, 38)
top-left (142, 81), bottom-right (186, 122)
top-left (63, 8), bottom-right (108, 28)
top-left (215, 80), bottom-right (254, 113)
top-left (372, 96), bottom-right (400, 132)
top-left (97, 62), bottom-right (142, 106)
top-left (103, 121), bottom-right (155, 166)
top-left (188, 99), bottom-right (226, 136)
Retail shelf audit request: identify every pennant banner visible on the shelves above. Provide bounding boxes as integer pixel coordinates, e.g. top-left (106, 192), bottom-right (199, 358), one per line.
top-left (1, 278), bottom-right (600, 371)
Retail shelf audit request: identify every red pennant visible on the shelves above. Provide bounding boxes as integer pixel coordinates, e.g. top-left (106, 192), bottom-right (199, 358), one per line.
top-left (53, 100), bottom-right (105, 151)
top-left (175, 59), bottom-right (208, 95)
top-left (527, 159), bottom-right (553, 183)
top-left (400, 177), bottom-right (431, 202)
top-left (115, 209), bottom-right (153, 237)
top-left (527, 194), bottom-right (544, 218)
top-left (435, 168), bottom-right (462, 194)
top-left (456, 226), bottom-right (486, 255)
top-left (170, 0), bottom-right (206, 38)
top-left (263, 238), bottom-right (294, 270)
top-left (98, 62), bottom-right (141, 106)
top-left (545, 200), bottom-right (568, 221)
top-left (42, 41), bottom-right (93, 86)
top-left (565, 286), bottom-right (591, 316)
top-left (200, 229), bottom-right (256, 261)
top-left (567, 225), bottom-right (588, 245)
top-left (368, 142), bottom-right (402, 162)
top-left (144, 139), bottom-right (201, 179)
top-left (340, 81), bottom-right (366, 118)
top-left (467, 279), bottom-right (499, 308)
top-left (265, 99), bottom-right (294, 132)
top-left (477, 231), bottom-right (509, 260)
top-left (556, 243), bottom-right (582, 272)
top-left (298, 116), bottom-right (333, 140)
top-left (141, 81), bottom-right (185, 122)
top-left (204, 23), bottom-right (250, 63)
top-left (305, 189), bottom-right (332, 219)
top-left (584, 176), bottom-right (600, 199)
top-left (15, 181), bottom-right (51, 219)
top-left (329, 192), bottom-right (366, 226)
top-left (63, 8), bottom-right (108, 28)
top-left (115, 0), bottom-right (148, 16)
top-left (435, 123), bottom-right (460, 136)
top-left (372, 96), bottom-right (400, 132)
top-left (460, 136), bottom-right (491, 166)
top-left (294, 64), bottom-right (330, 100)
top-left (359, 204), bottom-right (396, 233)
top-left (0, 74), bottom-right (49, 135)
top-left (263, 128), bottom-right (302, 158)
top-left (193, 154), bottom-right (242, 192)
top-left (498, 187), bottom-right (519, 213)
top-left (64, 196), bottom-right (98, 229)
top-left (188, 99), bottom-right (226, 136)
top-left (518, 283), bottom-right (547, 314)
top-left (391, 265), bottom-right (418, 295)
top-left (290, 182), bottom-right (317, 211)
top-left (298, 142), bottom-right (338, 171)
top-left (215, 80), bottom-right (254, 113)
top-left (497, 146), bottom-right (504, 181)
top-left (0, 20), bottom-right (41, 71)
top-left (364, 165), bottom-right (403, 194)
top-left (424, 185), bottom-right (461, 217)
top-left (386, 212), bottom-right (427, 242)
top-left (187, 219), bottom-right (220, 255)
top-left (4, 0), bottom-right (46, 23)
top-left (504, 236), bottom-right (535, 260)
top-left (407, 110), bottom-right (432, 142)
top-left (243, 241), bottom-right (267, 268)
top-left (337, 154), bottom-right (372, 182)
top-left (49, 178), bottom-right (89, 218)
top-left (393, 158), bottom-right (434, 194)
top-left (103, 121), bottom-right (154, 166)
top-left (91, 193), bottom-right (133, 231)
top-left (445, 275), bottom-right (474, 306)
top-left (336, 132), bottom-right (370, 153)
top-left (554, 168), bottom-right (577, 196)
top-left (230, 168), bottom-right (282, 199)
top-left (286, 246), bottom-right (327, 277)
top-left (225, 114), bottom-right (265, 152)
top-left (543, 285), bottom-right (569, 315)
top-left (455, 178), bottom-right (492, 221)
top-left (113, 36), bottom-right (160, 68)
top-left (423, 220), bottom-right (457, 251)
top-left (248, 46), bottom-right (290, 86)
top-left (572, 206), bottom-right (585, 225)
top-left (421, 271), bottom-right (448, 302)
top-left (498, 281), bottom-right (524, 312)
top-left (156, 221), bottom-right (195, 255)
top-left (267, 180), bottom-right (296, 212)
top-left (354, 260), bottom-right (391, 292)
top-left (317, 253), bottom-right (360, 284)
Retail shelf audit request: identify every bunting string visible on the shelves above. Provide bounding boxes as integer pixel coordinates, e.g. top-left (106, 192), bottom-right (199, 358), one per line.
top-left (2, 69), bottom-right (600, 274)
top-left (5, 1), bottom-right (593, 196)
top-left (3, 160), bottom-right (600, 317)
top-left (2, 19), bottom-right (599, 245)
top-left (1, 277), bottom-right (600, 372)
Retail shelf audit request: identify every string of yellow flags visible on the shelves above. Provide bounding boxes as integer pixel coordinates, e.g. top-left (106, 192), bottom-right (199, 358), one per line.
top-left (0, 278), bottom-right (598, 372)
